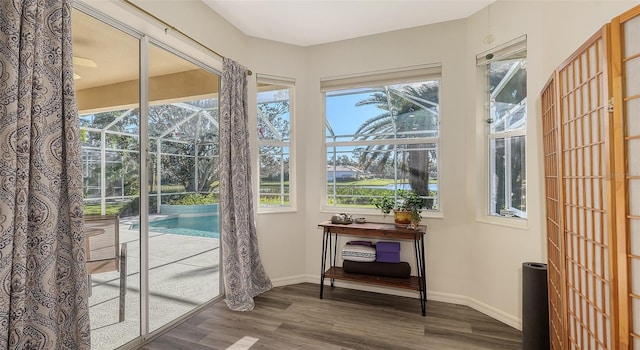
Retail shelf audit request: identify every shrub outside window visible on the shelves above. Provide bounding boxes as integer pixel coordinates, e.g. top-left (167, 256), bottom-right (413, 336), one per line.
top-left (479, 37), bottom-right (527, 218)
top-left (257, 75), bottom-right (294, 209)
top-left (322, 66), bottom-right (440, 212)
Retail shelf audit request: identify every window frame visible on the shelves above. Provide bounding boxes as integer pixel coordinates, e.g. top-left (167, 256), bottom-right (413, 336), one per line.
top-left (477, 36), bottom-right (528, 223)
top-left (321, 65), bottom-right (442, 216)
top-left (256, 74), bottom-right (296, 213)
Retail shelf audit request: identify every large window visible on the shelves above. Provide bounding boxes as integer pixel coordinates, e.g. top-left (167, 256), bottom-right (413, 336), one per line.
top-left (257, 75), bottom-right (294, 209)
top-left (478, 36), bottom-right (527, 218)
top-left (322, 66), bottom-right (440, 212)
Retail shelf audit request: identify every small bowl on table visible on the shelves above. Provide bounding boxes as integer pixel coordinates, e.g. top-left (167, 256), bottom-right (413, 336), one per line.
top-left (355, 217), bottom-right (367, 224)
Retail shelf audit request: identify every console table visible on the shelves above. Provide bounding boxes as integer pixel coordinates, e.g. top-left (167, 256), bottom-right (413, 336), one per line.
top-left (318, 221), bottom-right (427, 316)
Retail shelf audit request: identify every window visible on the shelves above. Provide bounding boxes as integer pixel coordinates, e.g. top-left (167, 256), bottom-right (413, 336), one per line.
top-left (478, 36), bottom-right (527, 218)
top-left (256, 75), bottom-right (294, 209)
top-left (322, 65), bottom-right (441, 212)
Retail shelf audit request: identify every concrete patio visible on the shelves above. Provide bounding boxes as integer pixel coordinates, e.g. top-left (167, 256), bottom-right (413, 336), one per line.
top-left (88, 219), bottom-right (221, 350)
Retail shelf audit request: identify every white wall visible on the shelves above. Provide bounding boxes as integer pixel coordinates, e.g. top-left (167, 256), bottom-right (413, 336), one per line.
top-left (541, 0), bottom-right (640, 74)
top-left (465, 0), bottom-right (546, 328)
top-left (303, 18), bottom-right (472, 303)
top-left (92, 0), bottom-right (640, 330)
top-left (297, 0), bottom-right (638, 329)
top-left (464, 0), bottom-right (640, 328)
top-left (245, 37), bottom-right (309, 284)
top-left (127, 0), bottom-right (249, 66)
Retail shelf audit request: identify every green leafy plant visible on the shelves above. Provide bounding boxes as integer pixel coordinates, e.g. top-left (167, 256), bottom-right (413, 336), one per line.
top-left (397, 190), bottom-right (425, 212)
top-left (168, 193), bottom-right (217, 205)
top-left (372, 195), bottom-right (395, 215)
top-left (372, 189), bottom-right (425, 220)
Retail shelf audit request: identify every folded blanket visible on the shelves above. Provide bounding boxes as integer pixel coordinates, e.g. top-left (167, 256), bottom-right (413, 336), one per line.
top-left (341, 243), bottom-right (376, 262)
top-left (342, 260), bottom-right (411, 279)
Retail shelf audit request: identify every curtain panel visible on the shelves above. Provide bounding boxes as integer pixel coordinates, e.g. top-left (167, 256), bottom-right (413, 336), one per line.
top-left (220, 58), bottom-right (272, 311)
top-left (0, 0), bottom-right (91, 348)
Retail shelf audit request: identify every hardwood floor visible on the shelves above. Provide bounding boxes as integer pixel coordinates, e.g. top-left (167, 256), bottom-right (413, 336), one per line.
top-left (138, 283), bottom-right (522, 350)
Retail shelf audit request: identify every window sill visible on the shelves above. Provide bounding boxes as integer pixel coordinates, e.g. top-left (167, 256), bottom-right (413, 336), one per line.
top-left (257, 207), bottom-right (297, 214)
top-left (320, 207), bottom-right (444, 219)
top-left (476, 214), bottom-right (528, 230)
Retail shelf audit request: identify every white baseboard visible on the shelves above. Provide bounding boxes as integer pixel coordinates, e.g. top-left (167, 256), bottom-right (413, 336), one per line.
top-left (428, 291), bottom-right (522, 330)
top-left (270, 275), bottom-right (310, 287)
top-left (270, 274), bottom-right (521, 331)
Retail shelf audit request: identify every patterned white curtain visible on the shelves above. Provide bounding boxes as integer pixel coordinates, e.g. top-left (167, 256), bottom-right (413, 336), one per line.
top-left (220, 58), bottom-right (272, 311)
top-left (0, 0), bottom-right (91, 348)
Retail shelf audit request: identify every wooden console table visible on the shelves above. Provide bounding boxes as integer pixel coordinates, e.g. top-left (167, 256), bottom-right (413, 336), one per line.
top-left (318, 221), bottom-right (427, 316)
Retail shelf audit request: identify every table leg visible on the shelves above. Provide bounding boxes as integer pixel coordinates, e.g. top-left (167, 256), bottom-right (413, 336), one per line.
top-left (320, 229), bottom-right (328, 299)
top-left (414, 237), bottom-right (427, 316)
top-left (421, 238), bottom-right (427, 302)
top-left (330, 232), bottom-right (337, 287)
top-left (420, 238), bottom-right (427, 316)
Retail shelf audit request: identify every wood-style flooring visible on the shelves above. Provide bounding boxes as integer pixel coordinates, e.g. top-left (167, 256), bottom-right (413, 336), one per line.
top-left (138, 283), bottom-right (522, 350)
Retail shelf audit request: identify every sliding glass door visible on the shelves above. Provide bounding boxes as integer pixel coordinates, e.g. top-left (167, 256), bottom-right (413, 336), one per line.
top-left (73, 6), bottom-right (222, 349)
top-left (147, 43), bottom-right (221, 332)
top-left (74, 9), bottom-right (142, 349)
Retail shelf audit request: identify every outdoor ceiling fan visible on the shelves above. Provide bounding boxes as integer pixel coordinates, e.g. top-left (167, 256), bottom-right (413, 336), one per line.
top-left (73, 56), bottom-right (97, 80)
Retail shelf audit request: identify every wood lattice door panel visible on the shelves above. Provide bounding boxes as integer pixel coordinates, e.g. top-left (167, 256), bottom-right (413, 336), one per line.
top-left (542, 5), bottom-right (640, 349)
top-left (541, 26), bottom-right (619, 350)
top-left (557, 28), bottom-right (613, 350)
top-left (542, 74), bottom-right (566, 350)
top-left (619, 7), bottom-right (640, 348)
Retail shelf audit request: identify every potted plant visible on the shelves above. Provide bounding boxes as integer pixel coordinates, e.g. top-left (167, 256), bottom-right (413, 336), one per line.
top-left (372, 189), bottom-right (425, 229)
top-left (371, 195), bottom-right (395, 216)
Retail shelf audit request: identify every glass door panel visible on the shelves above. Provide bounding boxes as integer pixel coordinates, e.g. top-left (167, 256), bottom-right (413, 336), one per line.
top-left (73, 8), bottom-right (141, 350)
top-left (147, 43), bottom-right (221, 332)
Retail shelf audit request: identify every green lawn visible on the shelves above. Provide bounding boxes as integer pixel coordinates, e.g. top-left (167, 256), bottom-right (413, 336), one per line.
top-left (332, 178), bottom-right (395, 186)
top-left (84, 202), bottom-right (127, 216)
top-left (262, 178), bottom-right (436, 187)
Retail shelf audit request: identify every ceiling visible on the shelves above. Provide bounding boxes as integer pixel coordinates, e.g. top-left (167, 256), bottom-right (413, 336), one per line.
top-left (72, 0), bottom-right (493, 110)
top-left (72, 9), bottom-right (200, 91)
top-left (202, 0), bottom-right (492, 47)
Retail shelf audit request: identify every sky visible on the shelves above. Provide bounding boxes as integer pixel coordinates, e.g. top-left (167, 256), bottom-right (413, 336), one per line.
top-left (325, 90), bottom-right (384, 140)
top-left (258, 87), bottom-right (386, 141)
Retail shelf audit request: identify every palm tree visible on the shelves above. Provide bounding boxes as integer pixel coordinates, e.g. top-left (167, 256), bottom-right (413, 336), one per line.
top-left (353, 83), bottom-right (439, 209)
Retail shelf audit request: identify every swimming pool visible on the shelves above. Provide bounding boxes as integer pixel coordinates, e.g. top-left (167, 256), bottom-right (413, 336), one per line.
top-left (145, 215), bottom-right (220, 238)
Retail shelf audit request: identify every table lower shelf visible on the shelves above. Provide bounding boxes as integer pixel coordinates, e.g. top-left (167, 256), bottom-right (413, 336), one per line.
top-left (324, 266), bottom-right (422, 291)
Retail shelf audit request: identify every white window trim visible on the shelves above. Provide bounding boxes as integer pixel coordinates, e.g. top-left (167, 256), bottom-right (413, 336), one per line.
top-left (320, 63), bottom-right (441, 91)
top-left (256, 74), bottom-right (296, 213)
top-left (321, 65), bottom-right (442, 216)
top-left (476, 36), bottom-right (528, 225)
top-left (488, 135), bottom-right (527, 218)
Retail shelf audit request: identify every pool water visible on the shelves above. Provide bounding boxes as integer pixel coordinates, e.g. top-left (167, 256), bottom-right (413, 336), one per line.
top-left (146, 215), bottom-right (220, 238)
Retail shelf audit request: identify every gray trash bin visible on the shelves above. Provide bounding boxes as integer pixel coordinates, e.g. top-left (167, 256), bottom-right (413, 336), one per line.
top-left (522, 262), bottom-right (550, 350)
